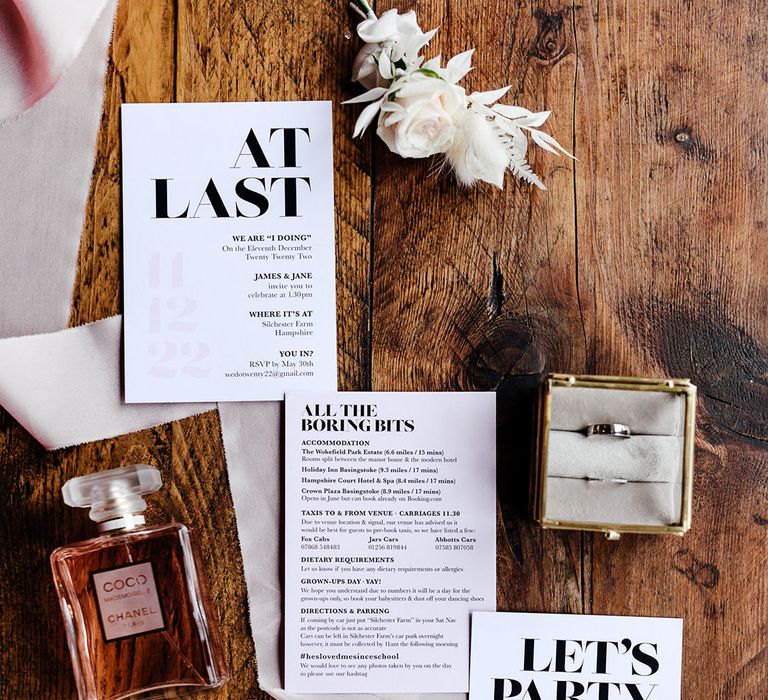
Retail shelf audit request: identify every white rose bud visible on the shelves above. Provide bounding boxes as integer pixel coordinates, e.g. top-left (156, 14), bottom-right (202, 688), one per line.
top-left (353, 9), bottom-right (435, 90)
top-left (352, 44), bottom-right (385, 90)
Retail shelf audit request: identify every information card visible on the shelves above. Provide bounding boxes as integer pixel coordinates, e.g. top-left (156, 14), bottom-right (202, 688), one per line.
top-left (469, 612), bottom-right (683, 700)
top-left (121, 101), bottom-right (337, 402)
top-left (284, 391), bottom-right (497, 693)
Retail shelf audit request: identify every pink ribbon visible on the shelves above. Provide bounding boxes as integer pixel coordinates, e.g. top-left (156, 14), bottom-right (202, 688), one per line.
top-left (0, 0), bottom-right (107, 123)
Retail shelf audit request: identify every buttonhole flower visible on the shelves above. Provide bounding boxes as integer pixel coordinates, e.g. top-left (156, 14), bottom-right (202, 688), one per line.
top-left (345, 0), bottom-right (574, 190)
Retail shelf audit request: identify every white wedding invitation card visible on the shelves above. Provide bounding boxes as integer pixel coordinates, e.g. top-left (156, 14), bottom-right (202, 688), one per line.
top-left (121, 101), bottom-right (337, 402)
top-left (284, 391), bottom-right (497, 693)
top-left (469, 612), bottom-right (683, 700)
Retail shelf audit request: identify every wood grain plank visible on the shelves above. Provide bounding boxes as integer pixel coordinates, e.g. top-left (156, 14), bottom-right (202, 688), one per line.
top-left (571, 1), bottom-right (768, 696)
top-left (0, 4), bottom-right (193, 699)
top-left (172, 6), bottom-right (379, 691)
top-left (1, 0), bottom-right (374, 697)
top-left (370, 0), bottom-right (768, 696)
top-left (370, 0), bottom-right (587, 615)
top-left (1, 2), bottom-right (254, 698)
top-left (176, 0), bottom-right (373, 391)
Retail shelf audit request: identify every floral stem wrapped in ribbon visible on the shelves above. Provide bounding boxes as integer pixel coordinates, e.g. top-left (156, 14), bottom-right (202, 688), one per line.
top-left (345, 0), bottom-right (574, 190)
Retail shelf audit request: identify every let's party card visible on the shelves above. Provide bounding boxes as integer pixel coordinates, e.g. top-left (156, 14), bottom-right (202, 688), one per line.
top-left (469, 611), bottom-right (682, 700)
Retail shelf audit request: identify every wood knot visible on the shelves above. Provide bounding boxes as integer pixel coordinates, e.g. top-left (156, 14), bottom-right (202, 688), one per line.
top-left (671, 127), bottom-right (715, 162)
top-left (461, 313), bottom-right (544, 391)
top-left (530, 10), bottom-right (569, 64)
top-left (673, 549), bottom-right (720, 589)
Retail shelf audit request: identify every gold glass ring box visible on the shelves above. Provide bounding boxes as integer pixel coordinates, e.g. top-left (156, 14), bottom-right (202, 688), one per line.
top-left (531, 374), bottom-right (696, 540)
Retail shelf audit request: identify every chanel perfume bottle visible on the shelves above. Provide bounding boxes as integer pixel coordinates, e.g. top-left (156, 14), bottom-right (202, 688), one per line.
top-left (50, 465), bottom-right (229, 699)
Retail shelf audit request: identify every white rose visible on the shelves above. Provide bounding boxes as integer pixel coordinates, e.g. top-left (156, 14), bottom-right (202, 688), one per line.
top-left (352, 9), bottom-right (434, 90)
top-left (377, 73), bottom-right (466, 159)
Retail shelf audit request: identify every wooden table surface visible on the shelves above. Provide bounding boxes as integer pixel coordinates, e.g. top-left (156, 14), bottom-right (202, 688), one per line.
top-left (1, 1), bottom-right (767, 698)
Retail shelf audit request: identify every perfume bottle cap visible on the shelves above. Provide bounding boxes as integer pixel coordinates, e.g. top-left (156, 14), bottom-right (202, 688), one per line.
top-left (62, 465), bottom-right (162, 526)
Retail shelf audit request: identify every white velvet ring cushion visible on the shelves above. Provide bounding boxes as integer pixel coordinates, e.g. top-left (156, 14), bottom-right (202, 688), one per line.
top-left (544, 478), bottom-right (683, 526)
top-left (549, 386), bottom-right (686, 436)
top-left (546, 430), bottom-right (684, 483)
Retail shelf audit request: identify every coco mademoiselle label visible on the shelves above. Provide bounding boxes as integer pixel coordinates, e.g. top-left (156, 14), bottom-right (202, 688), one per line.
top-left (121, 101), bottom-right (337, 402)
top-left (91, 561), bottom-right (165, 641)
